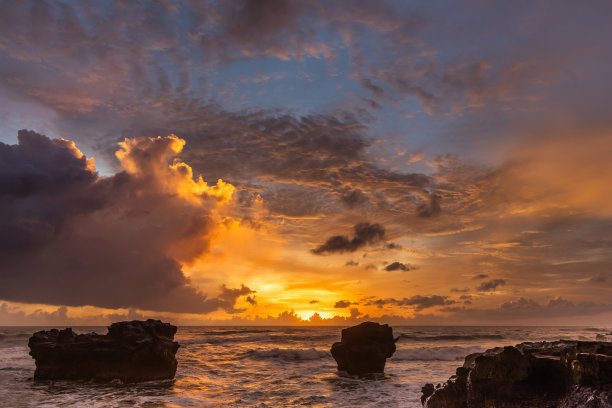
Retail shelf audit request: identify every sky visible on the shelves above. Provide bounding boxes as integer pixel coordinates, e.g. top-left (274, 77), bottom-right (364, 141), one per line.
top-left (1, 0), bottom-right (611, 326)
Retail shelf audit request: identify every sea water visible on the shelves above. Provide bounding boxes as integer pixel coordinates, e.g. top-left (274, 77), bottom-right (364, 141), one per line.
top-left (0, 326), bottom-right (609, 407)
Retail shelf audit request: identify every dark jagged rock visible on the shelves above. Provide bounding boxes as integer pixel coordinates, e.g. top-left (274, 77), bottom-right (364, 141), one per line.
top-left (421, 340), bottom-right (612, 408)
top-left (330, 321), bottom-right (397, 375)
top-left (28, 319), bottom-right (180, 382)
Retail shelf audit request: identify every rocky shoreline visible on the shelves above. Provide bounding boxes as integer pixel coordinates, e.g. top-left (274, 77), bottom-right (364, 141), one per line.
top-left (421, 340), bottom-right (612, 408)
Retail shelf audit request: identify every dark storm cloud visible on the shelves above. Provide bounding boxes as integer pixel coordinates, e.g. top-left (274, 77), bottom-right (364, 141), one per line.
top-left (476, 279), bottom-right (507, 292)
top-left (384, 262), bottom-right (412, 272)
top-left (0, 130), bottom-right (251, 314)
top-left (312, 222), bottom-right (385, 254)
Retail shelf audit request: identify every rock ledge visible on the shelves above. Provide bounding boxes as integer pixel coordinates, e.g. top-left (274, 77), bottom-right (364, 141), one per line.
top-left (421, 340), bottom-right (612, 408)
top-left (28, 319), bottom-right (180, 382)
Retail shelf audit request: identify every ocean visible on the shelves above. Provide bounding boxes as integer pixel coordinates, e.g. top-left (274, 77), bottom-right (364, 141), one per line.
top-left (0, 325), bottom-right (609, 407)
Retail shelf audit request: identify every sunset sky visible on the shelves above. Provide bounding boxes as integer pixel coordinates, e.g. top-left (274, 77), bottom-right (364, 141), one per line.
top-left (1, 0), bottom-right (611, 326)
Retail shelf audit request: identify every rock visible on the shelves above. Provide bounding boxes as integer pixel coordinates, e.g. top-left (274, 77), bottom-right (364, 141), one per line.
top-left (330, 321), bottom-right (397, 375)
top-left (421, 340), bottom-right (612, 408)
top-left (28, 319), bottom-right (179, 382)
top-left (421, 383), bottom-right (436, 405)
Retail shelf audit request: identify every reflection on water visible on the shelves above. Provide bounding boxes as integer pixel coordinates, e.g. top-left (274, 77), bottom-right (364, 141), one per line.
top-left (0, 326), bottom-right (608, 407)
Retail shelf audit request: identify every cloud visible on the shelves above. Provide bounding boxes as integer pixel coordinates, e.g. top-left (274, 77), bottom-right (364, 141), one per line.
top-left (383, 261), bottom-right (413, 272)
top-left (0, 130), bottom-right (252, 314)
top-left (365, 295), bottom-right (450, 311)
top-left (309, 300), bottom-right (319, 304)
top-left (473, 274), bottom-right (489, 280)
top-left (591, 274), bottom-right (607, 283)
top-left (416, 194), bottom-right (441, 217)
top-left (215, 285), bottom-right (256, 313)
top-left (334, 300), bottom-right (353, 308)
top-left (451, 288), bottom-right (470, 293)
top-left (340, 189), bottom-right (368, 208)
top-left (312, 222), bottom-right (385, 254)
top-left (0, 302), bottom-right (146, 326)
top-left (476, 279), bottom-right (507, 292)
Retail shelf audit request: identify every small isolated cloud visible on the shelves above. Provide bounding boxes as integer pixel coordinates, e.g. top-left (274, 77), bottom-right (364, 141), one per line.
top-left (334, 300), bottom-right (353, 308)
top-left (309, 300), bottom-right (320, 304)
top-left (246, 296), bottom-right (257, 305)
top-left (451, 287), bottom-right (470, 293)
top-left (476, 279), bottom-right (506, 292)
top-left (385, 242), bottom-right (403, 250)
top-left (345, 260), bottom-right (359, 266)
top-left (312, 222), bottom-right (386, 254)
top-left (473, 274), bottom-right (489, 280)
top-left (384, 262), bottom-right (413, 272)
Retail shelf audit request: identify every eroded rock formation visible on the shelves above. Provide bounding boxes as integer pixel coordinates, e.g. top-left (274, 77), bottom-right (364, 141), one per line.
top-left (422, 340), bottom-right (612, 408)
top-left (330, 321), bottom-right (397, 375)
top-left (28, 319), bottom-right (180, 382)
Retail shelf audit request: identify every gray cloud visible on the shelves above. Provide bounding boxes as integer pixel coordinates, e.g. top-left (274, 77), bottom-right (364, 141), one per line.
top-left (476, 279), bottom-right (507, 292)
top-left (384, 262), bottom-right (413, 272)
top-left (365, 295), bottom-right (450, 311)
top-left (312, 222), bottom-right (385, 254)
top-left (334, 300), bottom-right (353, 308)
top-left (451, 288), bottom-right (470, 293)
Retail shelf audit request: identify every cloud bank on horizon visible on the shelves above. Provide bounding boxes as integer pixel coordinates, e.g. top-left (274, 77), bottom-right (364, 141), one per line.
top-left (0, 0), bottom-right (611, 325)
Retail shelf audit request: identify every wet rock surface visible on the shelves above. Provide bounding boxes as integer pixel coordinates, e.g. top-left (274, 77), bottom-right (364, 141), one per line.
top-left (330, 321), bottom-right (397, 375)
top-left (28, 319), bottom-right (179, 382)
top-left (422, 340), bottom-right (612, 408)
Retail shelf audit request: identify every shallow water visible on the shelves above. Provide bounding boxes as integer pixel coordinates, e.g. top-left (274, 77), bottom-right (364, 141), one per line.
top-left (1, 325), bottom-right (609, 407)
